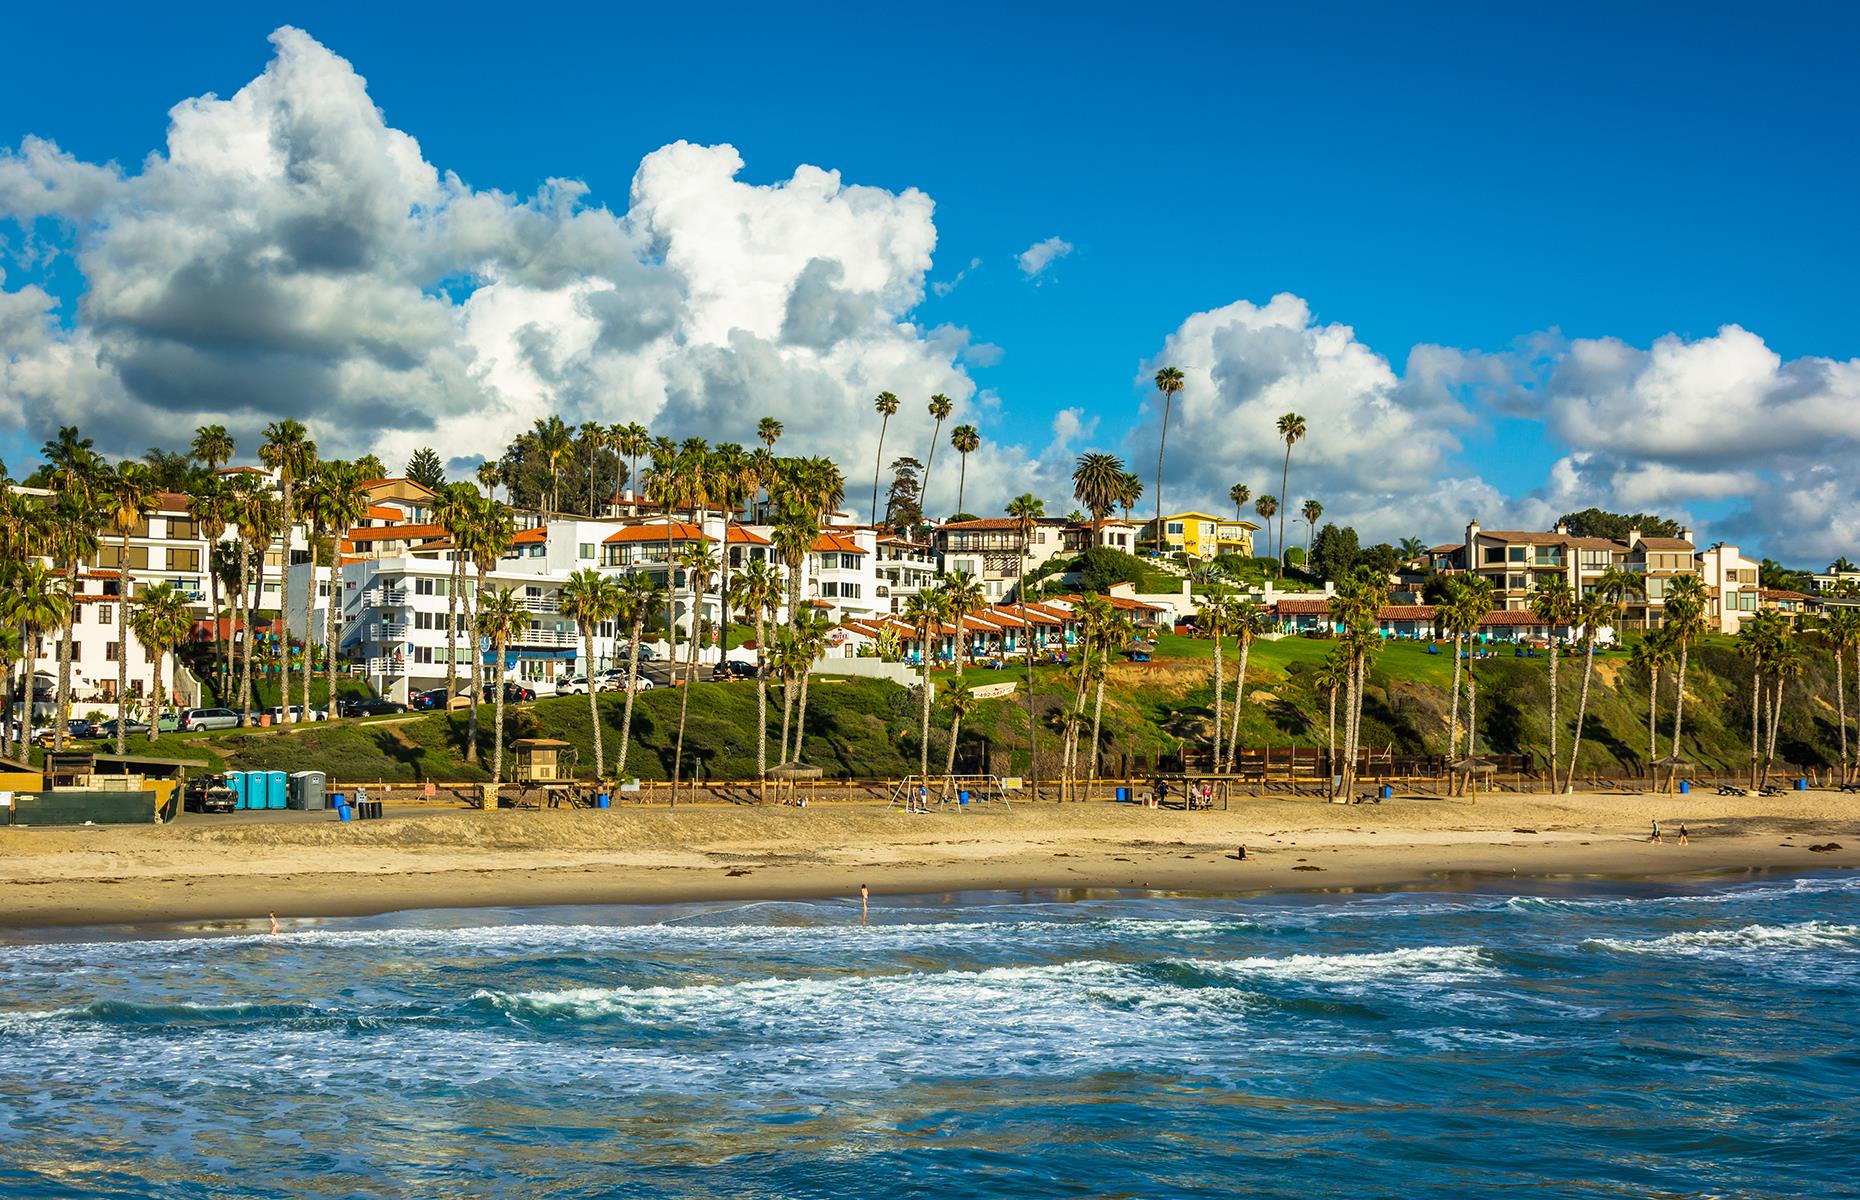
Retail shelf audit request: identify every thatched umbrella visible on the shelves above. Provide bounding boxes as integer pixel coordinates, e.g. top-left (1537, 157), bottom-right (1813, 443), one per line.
top-left (1449, 755), bottom-right (1498, 802)
top-left (766, 761), bottom-right (823, 806)
top-left (1652, 754), bottom-right (1693, 794)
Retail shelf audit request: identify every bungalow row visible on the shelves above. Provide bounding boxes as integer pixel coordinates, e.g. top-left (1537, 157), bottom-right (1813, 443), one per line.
top-left (1271, 600), bottom-right (1570, 643)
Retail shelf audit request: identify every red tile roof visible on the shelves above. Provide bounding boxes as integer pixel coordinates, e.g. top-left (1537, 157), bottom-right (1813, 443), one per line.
top-left (512, 527), bottom-right (548, 545)
top-left (364, 505), bottom-right (403, 521)
top-left (941, 517), bottom-right (1024, 531)
top-left (345, 523), bottom-right (449, 543)
top-left (812, 532), bottom-right (866, 554)
top-left (602, 522), bottom-right (710, 544)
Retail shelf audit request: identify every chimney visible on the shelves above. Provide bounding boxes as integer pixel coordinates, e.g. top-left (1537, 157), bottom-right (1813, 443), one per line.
top-left (1466, 518), bottom-right (1480, 541)
top-left (1554, 520), bottom-right (1569, 536)
top-left (1626, 527), bottom-right (1641, 548)
top-left (1680, 527), bottom-right (1694, 546)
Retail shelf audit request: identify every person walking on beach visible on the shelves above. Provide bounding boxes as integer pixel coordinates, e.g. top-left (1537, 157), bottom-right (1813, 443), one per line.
top-left (1678, 823), bottom-right (1689, 846)
top-left (1650, 819), bottom-right (1662, 843)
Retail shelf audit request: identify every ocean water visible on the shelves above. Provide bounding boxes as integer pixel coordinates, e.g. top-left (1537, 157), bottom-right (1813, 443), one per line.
top-left (2, 874), bottom-right (1858, 1198)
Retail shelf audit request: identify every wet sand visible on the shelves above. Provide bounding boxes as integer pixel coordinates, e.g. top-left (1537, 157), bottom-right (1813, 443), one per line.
top-left (1, 790), bottom-right (1854, 930)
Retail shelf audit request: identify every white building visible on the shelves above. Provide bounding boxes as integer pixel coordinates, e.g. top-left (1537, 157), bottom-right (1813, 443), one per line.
top-left (1697, 543), bottom-right (1762, 635)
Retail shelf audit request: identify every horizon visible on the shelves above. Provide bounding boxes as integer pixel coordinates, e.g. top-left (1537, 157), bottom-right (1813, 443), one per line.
top-left (4, 4), bottom-right (1857, 563)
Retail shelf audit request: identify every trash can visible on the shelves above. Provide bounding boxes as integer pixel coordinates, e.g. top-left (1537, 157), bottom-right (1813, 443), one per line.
top-left (337, 804), bottom-right (353, 822)
top-left (596, 793), bottom-right (610, 809)
top-left (1796, 778), bottom-right (1809, 791)
top-left (958, 790), bottom-right (971, 805)
top-left (288, 771), bottom-right (328, 811)
top-left (1115, 786), bottom-right (1131, 803)
top-left (1679, 780), bottom-right (1691, 794)
top-left (1379, 785), bottom-right (1393, 799)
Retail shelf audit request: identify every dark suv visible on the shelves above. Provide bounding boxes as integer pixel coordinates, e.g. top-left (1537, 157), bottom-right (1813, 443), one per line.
top-left (715, 660), bottom-right (759, 680)
top-left (339, 697), bottom-right (407, 718)
top-left (483, 681), bottom-right (537, 703)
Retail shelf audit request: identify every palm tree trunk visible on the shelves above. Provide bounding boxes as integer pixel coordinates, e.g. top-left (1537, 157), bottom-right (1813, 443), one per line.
top-left (672, 576), bottom-right (699, 794)
top-left (943, 710), bottom-right (963, 794)
top-left (493, 633), bottom-right (508, 783)
top-left (1764, 677), bottom-right (1784, 786)
top-left (1277, 444), bottom-right (1292, 570)
top-left (325, 557), bottom-right (342, 722)
top-left (1326, 685), bottom-right (1337, 796)
top-left (116, 531), bottom-right (133, 754)
top-left (584, 624), bottom-right (605, 778)
top-left (302, 538), bottom-right (319, 719)
top-left (753, 609), bottom-right (769, 783)
top-left (237, 548), bottom-right (254, 726)
top-left (1836, 649), bottom-right (1849, 787)
top-left (1749, 658), bottom-right (1763, 791)
top-left (1566, 644), bottom-right (1596, 793)
top-left (1669, 642), bottom-right (1690, 763)
top-left (778, 669), bottom-right (795, 765)
top-left (1448, 634), bottom-right (1464, 757)
top-left (1022, 558), bottom-right (1037, 802)
top-left (1225, 637), bottom-right (1252, 773)
top-left (1646, 666), bottom-right (1659, 793)
top-left (0, 651), bottom-right (13, 762)
top-left (617, 616), bottom-right (645, 780)
top-left (919, 617), bottom-right (933, 794)
top-left (1210, 631), bottom-right (1224, 773)
top-left (278, 480), bottom-right (293, 724)
top-left (794, 666), bottom-right (813, 761)
top-left (446, 554), bottom-right (460, 704)
top-left (1088, 671), bottom-right (1106, 786)
top-left (1545, 639), bottom-right (1558, 793)
top-left (206, 541), bottom-right (225, 699)
top-left (55, 559), bottom-right (78, 751)
top-left (871, 414), bottom-right (888, 525)
top-left (1464, 665), bottom-right (1478, 796)
top-left (465, 568), bottom-right (483, 765)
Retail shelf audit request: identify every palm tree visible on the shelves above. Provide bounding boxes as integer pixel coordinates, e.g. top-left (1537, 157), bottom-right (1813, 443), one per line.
top-left (1199, 595), bottom-right (1235, 771)
top-left (1072, 452), bottom-right (1126, 534)
top-left (1313, 646), bottom-right (1349, 786)
top-left (128, 582), bottom-right (191, 746)
top-left (475, 586), bottom-right (527, 784)
top-left (1530, 576), bottom-right (1576, 791)
top-left (787, 611), bottom-right (834, 764)
top-left (870, 391), bottom-right (899, 524)
top-left (902, 590), bottom-right (946, 795)
top-left (101, 462), bottom-right (159, 752)
top-left (530, 416), bottom-right (574, 520)
top-left (921, 394), bottom-right (954, 517)
top-left (1596, 566), bottom-right (1647, 632)
top-left (1300, 499), bottom-right (1324, 561)
top-left (8, 564), bottom-right (68, 760)
top-left (1441, 575), bottom-right (1493, 758)
top-left (1063, 595), bottom-right (1113, 792)
top-left (939, 570), bottom-right (987, 675)
top-left (1628, 632), bottom-right (1675, 791)
top-left (228, 477), bottom-right (281, 726)
top-left (611, 571), bottom-right (666, 783)
top-left (671, 544), bottom-right (718, 793)
top-left (459, 497), bottom-right (515, 764)
top-left (950, 424), bottom-right (981, 515)
top-left (260, 420), bottom-right (316, 723)
top-left (188, 474), bottom-right (233, 693)
top-left (1274, 412), bottom-right (1307, 570)
top-left (1328, 570), bottom-right (1387, 796)
top-left (190, 424), bottom-right (235, 476)
top-left (757, 417), bottom-right (783, 452)
top-left (1223, 600), bottom-right (1269, 772)
top-left (431, 483), bottom-right (479, 705)
top-left (1008, 491), bottom-right (1045, 797)
top-left (1399, 536), bottom-right (1428, 563)
top-left (1738, 612), bottom-right (1783, 789)
top-left (1088, 610), bottom-right (1136, 788)
top-left (559, 568), bottom-right (620, 779)
top-left (1116, 471), bottom-right (1143, 526)
top-left (1149, 366), bottom-right (1185, 553)
top-left (475, 460), bottom-right (501, 505)
top-left (1228, 483), bottom-right (1251, 522)
top-left (1663, 574), bottom-right (1709, 786)
top-left (615, 422), bottom-right (651, 506)
top-left (1819, 607), bottom-right (1860, 785)
top-left (1252, 496), bottom-right (1278, 566)
top-left (1563, 592), bottom-right (1613, 791)
top-left (42, 428), bottom-right (104, 749)
top-left (728, 559), bottom-right (781, 791)
top-left (707, 443), bottom-right (757, 657)
top-left (1763, 631), bottom-right (1807, 787)
top-left (644, 443), bottom-right (709, 664)
top-left (305, 462), bottom-right (369, 721)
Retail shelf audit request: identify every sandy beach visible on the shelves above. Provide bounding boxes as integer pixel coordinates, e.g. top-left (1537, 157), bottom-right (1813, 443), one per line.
top-left (1, 790), bottom-right (1855, 930)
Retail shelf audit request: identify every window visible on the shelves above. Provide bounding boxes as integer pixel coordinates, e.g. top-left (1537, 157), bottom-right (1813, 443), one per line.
top-left (167, 548), bottom-right (201, 573)
top-left (414, 578), bottom-right (437, 595)
top-left (528, 545), bottom-right (545, 557)
top-left (168, 518), bottom-right (201, 539)
top-left (105, 641), bottom-right (120, 662)
top-left (98, 604), bottom-right (114, 625)
top-left (1507, 546), bottom-right (1527, 563)
top-left (413, 646), bottom-right (435, 664)
top-left (1483, 547), bottom-right (1505, 565)
top-left (1166, 522), bottom-right (1184, 535)
top-left (1507, 575), bottom-right (1527, 590)
top-left (579, 543), bottom-right (595, 560)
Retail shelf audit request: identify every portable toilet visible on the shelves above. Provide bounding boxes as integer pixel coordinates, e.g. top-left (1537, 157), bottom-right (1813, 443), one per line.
top-left (266, 770), bottom-right (288, 810)
top-left (288, 771), bottom-right (328, 811)
top-left (228, 770), bottom-right (248, 810)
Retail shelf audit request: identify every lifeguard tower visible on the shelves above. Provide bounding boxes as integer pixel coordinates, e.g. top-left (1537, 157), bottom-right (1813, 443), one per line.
top-left (508, 738), bottom-right (580, 808)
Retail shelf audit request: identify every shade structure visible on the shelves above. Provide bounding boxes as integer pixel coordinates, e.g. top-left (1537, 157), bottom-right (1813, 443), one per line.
top-left (766, 762), bottom-right (824, 781)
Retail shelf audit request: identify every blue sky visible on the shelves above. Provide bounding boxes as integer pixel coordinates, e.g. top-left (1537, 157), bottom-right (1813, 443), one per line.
top-left (4, 3), bottom-right (1859, 560)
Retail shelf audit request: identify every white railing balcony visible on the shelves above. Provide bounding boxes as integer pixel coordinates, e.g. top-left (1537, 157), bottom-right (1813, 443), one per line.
top-left (365, 623), bottom-right (408, 641)
top-left (366, 657), bottom-right (406, 676)
top-left (511, 626), bottom-right (579, 648)
top-left (361, 587), bottom-right (409, 607)
top-left (519, 595), bottom-right (559, 613)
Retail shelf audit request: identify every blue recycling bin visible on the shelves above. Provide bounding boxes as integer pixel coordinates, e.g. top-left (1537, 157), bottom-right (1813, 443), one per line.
top-left (958, 791), bottom-right (971, 805)
top-left (596, 793), bottom-right (610, 809)
top-left (227, 771), bottom-right (248, 810)
top-left (337, 804), bottom-right (353, 821)
top-left (1380, 785), bottom-right (1393, 799)
top-left (1796, 778), bottom-right (1809, 791)
top-left (1115, 786), bottom-right (1131, 803)
top-left (265, 770), bottom-right (287, 810)
top-left (1679, 780), bottom-right (1691, 794)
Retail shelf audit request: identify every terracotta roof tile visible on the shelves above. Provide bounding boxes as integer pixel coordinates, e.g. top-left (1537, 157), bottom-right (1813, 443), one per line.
top-left (602, 522), bottom-right (711, 544)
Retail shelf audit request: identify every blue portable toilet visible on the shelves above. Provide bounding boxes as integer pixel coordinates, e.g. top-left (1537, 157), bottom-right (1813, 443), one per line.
top-left (266, 770), bottom-right (288, 809)
top-left (227, 770), bottom-right (248, 810)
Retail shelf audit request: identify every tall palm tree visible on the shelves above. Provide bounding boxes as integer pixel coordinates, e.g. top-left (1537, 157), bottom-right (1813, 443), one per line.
top-left (190, 424), bottom-right (235, 476)
top-left (902, 590), bottom-right (946, 794)
top-left (707, 443), bottom-right (756, 657)
top-left (228, 477), bottom-right (280, 726)
top-left (950, 424), bottom-right (981, 515)
top-left (939, 570), bottom-right (987, 675)
top-left (1313, 646), bottom-right (1349, 785)
top-left (617, 422), bottom-right (651, 505)
top-left (1596, 566), bottom-right (1647, 632)
top-left (1300, 499), bottom-right (1324, 561)
top-left (1819, 606), bottom-right (1860, 785)
top-left (1008, 491), bottom-right (1045, 797)
top-left (530, 416), bottom-right (574, 520)
top-left (1072, 452), bottom-right (1126, 534)
top-left (1441, 575), bottom-right (1493, 758)
top-left (1663, 574), bottom-right (1709, 785)
top-left (1738, 611), bottom-right (1784, 789)
top-left (786, 611), bottom-right (834, 763)
top-left (101, 462), bottom-right (159, 753)
top-left (1530, 576), bottom-right (1576, 792)
top-left (921, 394), bottom-right (954, 517)
top-left (187, 474), bottom-right (233, 693)
top-left (1228, 483), bottom-right (1251, 522)
top-left (730, 559), bottom-right (783, 790)
top-left (475, 586), bottom-right (527, 784)
top-left (559, 568), bottom-right (619, 779)
top-left (1199, 594), bottom-right (1235, 771)
top-left (475, 460), bottom-right (501, 505)
top-left (1088, 610), bottom-right (1136, 788)
top-left (1563, 592), bottom-right (1613, 791)
top-left (1328, 569), bottom-right (1386, 797)
top-left (128, 582), bottom-right (190, 746)
top-left (612, 571), bottom-right (667, 782)
top-left (304, 461), bottom-right (369, 721)
top-left (757, 417), bottom-right (783, 452)
top-left (1763, 630), bottom-right (1806, 787)
top-left (1273, 412), bottom-right (1307, 570)
top-left (1224, 601), bottom-right (1270, 772)
top-left (431, 483), bottom-right (478, 705)
top-left (1150, 366), bottom-right (1185, 555)
top-left (8, 564), bottom-right (68, 760)
top-left (671, 544), bottom-right (717, 792)
top-left (260, 420), bottom-right (316, 723)
top-left (45, 490), bottom-right (100, 749)
top-left (644, 443), bottom-right (709, 663)
top-left (1628, 632), bottom-right (1674, 791)
top-left (1399, 536), bottom-right (1428, 563)
top-left (941, 682), bottom-right (977, 797)
top-left (1116, 471), bottom-right (1143, 526)
top-left (458, 496), bottom-right (515, 764)
top-left (870, 391), bottom-right (899, 524)
top-left (1252, 496), bottom-right (1278, 565)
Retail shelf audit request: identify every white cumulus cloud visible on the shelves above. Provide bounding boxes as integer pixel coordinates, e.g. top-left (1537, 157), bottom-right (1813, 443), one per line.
top-left (1016, 236), bottom-right (1073, 279)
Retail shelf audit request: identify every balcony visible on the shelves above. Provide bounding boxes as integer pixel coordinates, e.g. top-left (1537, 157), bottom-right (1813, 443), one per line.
top-left (360, 586), bottom-right (409, 607)
top-left (519, 595), bottom-right (559, 613)
top-left (363, 622), bottom-right (408, 641)
top-left (511, 626), bottom-right (579, 648)
top-left (1529, 555), bottom-right (1567, 569)
top-left (365, 657), bottom-right (406, 676)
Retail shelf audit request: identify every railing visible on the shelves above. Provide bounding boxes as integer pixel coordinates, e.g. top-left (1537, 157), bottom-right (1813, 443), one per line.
top-left (519, 595), bottom-right (559, 613)
top-left (364, 623), bottom-right (408, 641)
top-left (511, 626), bottom-right (579, 647)
top-left (361, 587), bottom-right (409, 607)
top-left (365, 657), bottom-right (406, 676)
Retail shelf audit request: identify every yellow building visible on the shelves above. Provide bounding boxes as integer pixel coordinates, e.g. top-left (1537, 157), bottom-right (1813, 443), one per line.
top-left (1141, 512), bottom-right (1259, 559)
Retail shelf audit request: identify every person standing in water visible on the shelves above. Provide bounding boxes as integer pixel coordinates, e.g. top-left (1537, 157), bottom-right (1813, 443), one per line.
top-left (859, 883), bottom-right (869, 926)
top-left (268, 911), bottom-right (280, 936)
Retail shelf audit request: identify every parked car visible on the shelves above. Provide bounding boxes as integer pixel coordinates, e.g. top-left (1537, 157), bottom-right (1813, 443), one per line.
top-left (260, 704), bottom-right (327, 724)
top-left (179, 707), bottom-right (242, 732)
top-left (616, 642), bottom-right (656, 662)
top-left (482, 681), bottom-right (536, 703)
top-left (554, 674), bottom-right (589, 695)
top-left (595, 669), bottom-right (653, 692)
top-left (33, 719), bottom-right (98, 746)
top-left (410, 688), bottom-right (451, 711)
top-left (715, 659), bottom-right (759, 680)
top-left (94, 718), bottom-right (150, 738)
top-left (338, 697), bottom-right (407, 718)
